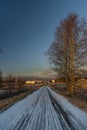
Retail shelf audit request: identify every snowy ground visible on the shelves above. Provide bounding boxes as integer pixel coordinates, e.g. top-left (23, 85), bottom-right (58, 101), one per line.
top-left (0, 86), bottom-right (87, 130)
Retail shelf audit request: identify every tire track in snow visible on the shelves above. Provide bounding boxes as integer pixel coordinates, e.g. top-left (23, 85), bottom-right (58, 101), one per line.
top-left (13, 87), bottom-right (44, 130)
top-left (0, 86), bottom-right (87, 130)
top-left (48, 87), bottom-right (87, 130)
top-left (0, 87), bottom-right (44, 130)
top-left (48, 90), bottom-right (75, 130)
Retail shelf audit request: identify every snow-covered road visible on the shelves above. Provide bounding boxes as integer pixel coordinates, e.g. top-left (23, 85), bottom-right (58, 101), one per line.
top-left (0, 86), bottom-right (87, 130)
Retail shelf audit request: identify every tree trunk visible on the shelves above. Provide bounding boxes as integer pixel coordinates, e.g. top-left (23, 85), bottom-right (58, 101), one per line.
top-left (69, 32), bottom-right (74, 95)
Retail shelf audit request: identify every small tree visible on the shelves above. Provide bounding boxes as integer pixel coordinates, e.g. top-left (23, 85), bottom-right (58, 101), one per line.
top-left (0, 71), bottom-right (3, 88)
top-left (17, 77), bottom-right (24, 93)
top-left (8, 75), bottom-right (13, 95)
top-left (0, 48), bottom-right (3, 88)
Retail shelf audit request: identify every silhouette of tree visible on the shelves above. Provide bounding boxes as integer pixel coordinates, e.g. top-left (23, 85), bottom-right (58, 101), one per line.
top-left (0, 48), bottom-right (3, 88)
top-left (0, 71), bottom-right (3, 88)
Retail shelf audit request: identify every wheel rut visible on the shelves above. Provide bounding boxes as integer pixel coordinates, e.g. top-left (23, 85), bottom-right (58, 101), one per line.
top-left (48, 90), bottom-right (75, 130)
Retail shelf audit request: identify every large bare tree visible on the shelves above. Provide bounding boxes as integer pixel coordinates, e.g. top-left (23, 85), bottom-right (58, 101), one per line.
top-left (46, 13), bottom-right (87, 95)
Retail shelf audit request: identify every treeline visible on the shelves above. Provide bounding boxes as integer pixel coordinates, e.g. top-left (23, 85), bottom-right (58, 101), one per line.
top-left (0, 71), bottom-right (28, 100)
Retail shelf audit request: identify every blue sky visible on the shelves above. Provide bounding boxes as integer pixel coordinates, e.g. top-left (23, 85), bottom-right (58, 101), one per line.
top-left (0, 0), bottom-right (87, 77)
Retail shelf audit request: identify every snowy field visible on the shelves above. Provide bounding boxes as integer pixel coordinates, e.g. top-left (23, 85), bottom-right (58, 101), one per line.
top-left (0, 86), bottom-right (87, 130)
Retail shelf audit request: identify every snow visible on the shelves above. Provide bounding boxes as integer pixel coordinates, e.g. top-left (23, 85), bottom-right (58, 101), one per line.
top-left (48, 87), bottom-right (87, 124)
top-left (0, 86), bottom-right (87, 130)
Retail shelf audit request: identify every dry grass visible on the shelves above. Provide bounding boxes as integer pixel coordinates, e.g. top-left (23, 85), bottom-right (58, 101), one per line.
top-left (50, 85), bottom-right (87, 113)
top-left (67, 97), bottom-right (87, 113)
top-left (0, 89), bottom-right (36, 111)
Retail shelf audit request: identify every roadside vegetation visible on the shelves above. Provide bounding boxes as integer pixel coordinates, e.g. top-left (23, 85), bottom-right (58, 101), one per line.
top-left (49, 82), bottom-right (87, 112)
top-left (0, 72), bottom-right (40, 111)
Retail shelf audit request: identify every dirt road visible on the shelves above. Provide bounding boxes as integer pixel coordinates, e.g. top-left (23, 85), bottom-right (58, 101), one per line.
top-left (0, 86), bottom-right (87, 130)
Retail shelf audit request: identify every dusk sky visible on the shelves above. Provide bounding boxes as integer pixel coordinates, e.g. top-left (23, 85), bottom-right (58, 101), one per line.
top-left (0, 0), bottom-right (87, 77)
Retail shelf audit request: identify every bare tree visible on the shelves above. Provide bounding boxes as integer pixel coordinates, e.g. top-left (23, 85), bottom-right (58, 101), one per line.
top-left (0, 71), bottom-right (3, 88)
top-left (0, 48), bottom-right (3, 88)
top-left (46, 13), bottom-right (87, 95)
top-left (17, 77), bottom-right (25, 92)
top-left (8, 74), bottom-right (13, 95)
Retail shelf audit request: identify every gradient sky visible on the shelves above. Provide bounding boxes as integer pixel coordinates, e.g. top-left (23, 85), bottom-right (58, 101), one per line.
top-left (0, 0), bottom-right (87, 77)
